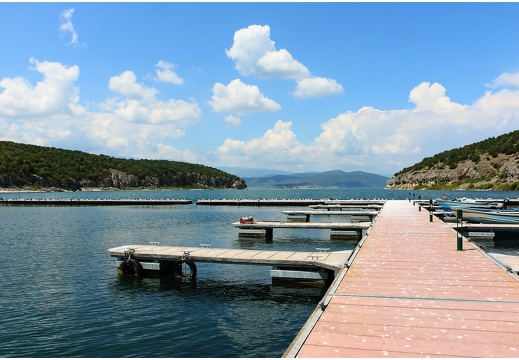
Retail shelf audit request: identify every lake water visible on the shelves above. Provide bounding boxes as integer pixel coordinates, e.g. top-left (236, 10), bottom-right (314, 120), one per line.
top-left (2, 188), bottom-right (518, 357)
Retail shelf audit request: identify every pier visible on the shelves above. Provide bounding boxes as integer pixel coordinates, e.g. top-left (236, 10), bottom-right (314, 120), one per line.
top-left (284, 200), bottom-right (519, 358)
top-left (310, 204), bottom-right (383, 210)
top-left (281, 210), bottom-right (378, 222)
top-left (231, 220), bottom-right (371, 241)
top-left (107, 244), bottom-right (353, 281)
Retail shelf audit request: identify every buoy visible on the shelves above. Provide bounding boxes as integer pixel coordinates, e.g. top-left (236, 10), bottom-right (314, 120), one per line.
top-left (118, 258), bottom-right (144, 276)
top-left (173, 259), bottom-right (197, 279)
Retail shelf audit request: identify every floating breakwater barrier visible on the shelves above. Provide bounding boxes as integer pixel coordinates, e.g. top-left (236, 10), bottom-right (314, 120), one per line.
top-left (0, 198), bottom-right (193, 206)
top-left (196, 198), bottom-right (387, 207)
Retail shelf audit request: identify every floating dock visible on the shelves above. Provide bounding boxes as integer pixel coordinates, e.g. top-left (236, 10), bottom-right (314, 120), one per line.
top-left (0, 198), bottom-right (192, 206)
top-left (284, 200), bottom-right (519, 358)
top-left (455, 222), bottom-right (519, 233)
top-left (231, 220), bottom-right (372, 241)
top-left (196, 199), bottom-right (328, 206)
top-left (325, 199), bottom-right (386, 205)
top-left (310, 204), bottom-right (383, 210)
top-left (107, 244), bottom-right (353, 283)
top-left (196, 199), bottom-right (386, 207)
top-left (281, 210), bottom-right (378, 222)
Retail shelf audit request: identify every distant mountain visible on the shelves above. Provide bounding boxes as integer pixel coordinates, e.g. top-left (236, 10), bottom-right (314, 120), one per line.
top-left (244, 170), bottom-right (389, 189)
top-left (220, 167), bottom-right (291, 178)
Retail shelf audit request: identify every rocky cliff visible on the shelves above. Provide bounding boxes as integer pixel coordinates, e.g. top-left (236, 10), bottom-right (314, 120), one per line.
top-left (386, 153), bottom-right (519, 190)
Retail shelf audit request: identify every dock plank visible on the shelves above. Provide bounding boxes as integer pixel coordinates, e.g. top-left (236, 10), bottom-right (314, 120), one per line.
top-left (213, 249), bottom-right (256, 259)
top-left (250, 250), bottom-right (280, 259)
top-left (268, 251), bottom-right (297, 260)
top-left (321, 252), bottom-right (353, 263)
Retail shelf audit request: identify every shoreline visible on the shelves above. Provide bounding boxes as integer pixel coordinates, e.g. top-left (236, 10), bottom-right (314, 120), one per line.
top-left (0, 187), bottom-right (121, 193)
top-left (0, 186), bottom-right (230, 193)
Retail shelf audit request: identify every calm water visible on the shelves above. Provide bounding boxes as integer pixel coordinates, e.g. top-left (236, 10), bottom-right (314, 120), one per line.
top-left (2, 188), bottom-right (519, 357)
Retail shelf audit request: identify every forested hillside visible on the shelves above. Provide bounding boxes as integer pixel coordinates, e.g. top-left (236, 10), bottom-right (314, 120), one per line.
top-left (0, 141), bottom-right (246, 191)
top-left (387, 130), bottom-right (519, 190)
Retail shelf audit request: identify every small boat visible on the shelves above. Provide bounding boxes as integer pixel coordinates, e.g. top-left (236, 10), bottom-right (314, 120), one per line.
top-left (436, 198), bottom-right (501, 212)
top-left (479, 214), bottom-right (519, 224)
top-left (239, 216), bottom-right (255, 224)
top-left (457, 207), bottom-right (519, 223)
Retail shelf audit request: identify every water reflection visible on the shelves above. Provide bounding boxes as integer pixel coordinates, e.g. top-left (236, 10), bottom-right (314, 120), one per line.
top-left (112, 274), bottom-right (325, 305)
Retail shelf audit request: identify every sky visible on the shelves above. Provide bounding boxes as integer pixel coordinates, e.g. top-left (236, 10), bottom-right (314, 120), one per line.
top-left (1, 2), bottom-right (519, 177)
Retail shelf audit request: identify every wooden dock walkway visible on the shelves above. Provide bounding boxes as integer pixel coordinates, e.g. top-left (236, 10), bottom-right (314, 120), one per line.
top-left (107, 244), bottom-right (352, 272)
top-left (285, 200), bottom-right (519, 358)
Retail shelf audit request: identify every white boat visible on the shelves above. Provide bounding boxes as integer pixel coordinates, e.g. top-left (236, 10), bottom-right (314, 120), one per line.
top-left (457, 207), bottom-right (519, 223)
top-left (436, 198), bottom-right (501, 212)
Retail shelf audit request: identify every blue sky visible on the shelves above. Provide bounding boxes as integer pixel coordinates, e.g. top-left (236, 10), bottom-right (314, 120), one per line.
top-left (1, 2), bottom-right (519, 177)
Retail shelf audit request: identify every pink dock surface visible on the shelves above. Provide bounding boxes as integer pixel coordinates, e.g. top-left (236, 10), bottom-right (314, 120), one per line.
top-left (289, 200), bottom-right (519, 358)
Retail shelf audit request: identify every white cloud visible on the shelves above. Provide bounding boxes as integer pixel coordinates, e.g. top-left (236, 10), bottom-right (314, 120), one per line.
top-left (85, 110), bottom-right (198, 162)
top-left (294, 77), bottom-right (344, 98)
top-left (4, 57), bottom-right (519, 176)
top-left (225, 24), bottom-right (310, 79)
top-left (225, 24), bottom-right (342, 99)
top-left (217, 120), bottom-right (308, 166)
top-left (209, 78), bottom-right (281, 114)
top-left (486, 72), bottom-right (519, 88)
top-left (90, 69), bottom-right (201, 160)
top-left (59, 8), bottom-right (81, 47)
top-left (155, 60), bottom-right (184, 85)
top-left (0, 59), bottom-right (201, 163)
top-left (0, 59), bottom-right (87, 147)
top-left (256, 49), bottom-right (310, 80)
top-left (474, 89), bottom-right (519, 112)
top-left (215, 76), bottom-right (519, 174)
top-left (109, 71), bottom-right (158, 100)
top-left (225, 114), bottom-right (242, 127)
top-left (106, 70), bottom-right (200, 125)
top-left (409, 82), bottom-right (466, 113)
top-left (0, 58), bottom-right (84, 119)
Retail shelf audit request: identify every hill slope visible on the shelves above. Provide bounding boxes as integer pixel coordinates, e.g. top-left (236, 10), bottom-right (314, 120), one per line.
top-left (386, 130), bottom-right (519, 190)
top-left (245, 170), bottom-right (388, 188)
top-left (0, 141), bottom-right (246, 191)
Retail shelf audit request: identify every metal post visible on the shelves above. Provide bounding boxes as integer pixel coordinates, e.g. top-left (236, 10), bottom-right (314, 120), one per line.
top-left (456, 209), bottom-right (463, 251)
top-left (429, 199), bottom-right (433, 222)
